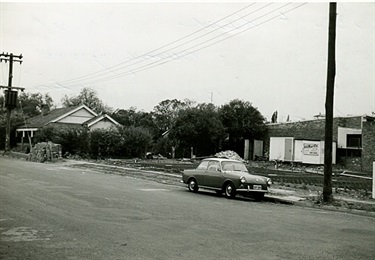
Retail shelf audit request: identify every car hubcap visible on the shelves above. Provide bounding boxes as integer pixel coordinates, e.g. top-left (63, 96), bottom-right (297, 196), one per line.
top-left (226, 185), bottom-right (232, 195)
top-left (190, 181), bottom-right (195, 190)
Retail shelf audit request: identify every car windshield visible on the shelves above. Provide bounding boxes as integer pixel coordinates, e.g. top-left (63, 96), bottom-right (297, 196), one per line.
top-left (221, 161), bottom-right (248, 172)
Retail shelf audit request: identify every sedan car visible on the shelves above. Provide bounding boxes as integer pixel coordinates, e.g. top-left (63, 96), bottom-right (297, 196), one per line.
top-left (182, 158), bottom-right (272, 200)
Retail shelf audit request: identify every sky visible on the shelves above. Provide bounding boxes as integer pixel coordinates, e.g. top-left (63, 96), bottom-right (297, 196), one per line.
top-left (1, 1), bottom-right (374, 122)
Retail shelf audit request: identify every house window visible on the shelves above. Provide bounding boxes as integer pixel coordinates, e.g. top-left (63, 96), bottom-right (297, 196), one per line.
top-left (346, 134), bottom-right (361, 148)
top-left (337, 149), bottom-right (362, 158)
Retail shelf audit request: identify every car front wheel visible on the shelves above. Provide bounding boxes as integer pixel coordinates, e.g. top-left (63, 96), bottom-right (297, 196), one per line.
top-left (188, 178), bottom-right (198, 192)
top-left (224, 182), bottom-right (236, 198)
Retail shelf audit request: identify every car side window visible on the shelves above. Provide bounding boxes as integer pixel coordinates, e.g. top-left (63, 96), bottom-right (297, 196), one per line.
top-left (222, 162), bottom-right (233, 171)
top-left (197, 161), bottom-right (209, 170)
top-left (207, 161), bottom-right (220, 172)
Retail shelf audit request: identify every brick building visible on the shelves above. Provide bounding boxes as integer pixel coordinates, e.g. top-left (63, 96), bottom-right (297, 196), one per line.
top-left (265, 115), bottom-right (375, 172)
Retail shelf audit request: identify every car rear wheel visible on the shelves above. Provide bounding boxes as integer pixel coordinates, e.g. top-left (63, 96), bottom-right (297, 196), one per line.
top-left (188, 178), bottom-right (198, 192)
top-left (224, 182), bottom-right (236, 198)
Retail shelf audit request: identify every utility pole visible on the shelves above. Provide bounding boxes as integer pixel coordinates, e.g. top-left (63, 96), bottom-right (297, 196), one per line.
top-left (0, 52), bottom-right (24, 154)
top-left (323, 3), bottom-right (337, 203)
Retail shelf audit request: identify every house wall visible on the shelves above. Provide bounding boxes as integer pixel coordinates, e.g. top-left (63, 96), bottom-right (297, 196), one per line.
top-left (337, 127), bottom-right (362, 148)
top-left (58, 109), bottom-right (94, 124)
top-left (89, 120), bottom-right (117, 130)
top-left (265, 116), bottom-right (370, 169)
top-left (267, 117), bottom-right (362, 143)
top-left (269, 137), bottom-right (291, 161)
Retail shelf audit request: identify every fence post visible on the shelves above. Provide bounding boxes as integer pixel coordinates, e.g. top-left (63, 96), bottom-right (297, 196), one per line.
top-left (373, 162), bottom-right (375, 199)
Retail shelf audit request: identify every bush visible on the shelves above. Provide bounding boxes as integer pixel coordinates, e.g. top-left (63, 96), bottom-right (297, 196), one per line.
top-left (34, 125), bottom-right (153, 159)
top-left (34, 126), bottom-right (90, 157)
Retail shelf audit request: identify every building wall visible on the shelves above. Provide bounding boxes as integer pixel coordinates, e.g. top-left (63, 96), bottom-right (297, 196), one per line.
top-left (58, 109), bottom-right (94, 124)
top-left (265, 116), bottom-right (371, 170)
top-left (267, 116), bottom-right (362, 141)
top-left (89, 120), bottom-right (117, 130)
top-left (362, 119), bottom-right (375, 172)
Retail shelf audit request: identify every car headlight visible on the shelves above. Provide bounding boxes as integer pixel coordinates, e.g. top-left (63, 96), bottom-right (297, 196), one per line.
top-left (267, 178), bottom-right (272, 186)
top-left (240, 176), bottom-right (246, 183)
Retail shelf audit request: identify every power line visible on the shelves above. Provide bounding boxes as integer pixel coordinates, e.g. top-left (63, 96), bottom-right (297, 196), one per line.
top-left (55, 3), bottom-right (306, 87)
top-left (45, 3), bottom-right (257, 86)
top-left (57, 3), bottom-right (272, 86)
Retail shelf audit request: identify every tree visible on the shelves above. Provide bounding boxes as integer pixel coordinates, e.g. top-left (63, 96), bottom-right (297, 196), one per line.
top-left (169, 103), bottom-right (225, 157)
top-left (271, 111), bottom-right (278, 123)
top-left (219, 99), bottom-right (267, 156)
top-left (34, 125), bottom-right (90, 157)
top-left (119, 126), bottom-right (153, 158)
top-left (0, 92), bottom-right (55, 149)
top-left (15, 92), bottom-right (54, 117)
top-left (61, 87), bottom-right (112, 114)
top-left (152, 98), bottom-right (195, 135)
top-left (111, 107), bottom-right (156, 131)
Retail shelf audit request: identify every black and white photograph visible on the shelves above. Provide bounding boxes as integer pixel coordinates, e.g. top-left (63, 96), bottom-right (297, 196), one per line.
top-left (1, 1), bottom-right (374, 259)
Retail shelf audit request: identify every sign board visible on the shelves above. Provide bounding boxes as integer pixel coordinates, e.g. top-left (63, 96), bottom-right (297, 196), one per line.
top-left (303, 143), bottom-right (319, 156)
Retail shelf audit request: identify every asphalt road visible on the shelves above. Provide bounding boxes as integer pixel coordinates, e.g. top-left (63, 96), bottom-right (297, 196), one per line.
top-left (1, 157), bottom-right (374, 260)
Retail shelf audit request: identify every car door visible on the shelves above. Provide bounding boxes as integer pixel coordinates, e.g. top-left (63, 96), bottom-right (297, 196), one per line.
top-left (194, 160), bottom-right (209, 185)
top-left (203, 160), bottom-right (222, 188)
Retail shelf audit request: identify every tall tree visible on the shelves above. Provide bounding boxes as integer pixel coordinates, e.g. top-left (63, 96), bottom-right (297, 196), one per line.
top-left (271, 111), bottom-right (278, 123)
top-left (152, 98), bottom-right (195, 134)
top-left (111, 107), bottom-right (158, 141)
top-left (169, 103), bottom-right (225, 157)
top-left (0, 91), bottom-right (55, 149)
top-left (61, 87), bottom-right (112, 114)
top-left (219, 99), bottom-right (267, 156)
top-left (17, 92), bottom-right (54, 117)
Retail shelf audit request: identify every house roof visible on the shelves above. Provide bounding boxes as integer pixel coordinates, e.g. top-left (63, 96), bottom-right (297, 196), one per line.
top-left (49, 104), bottom-right (97, 123)
top-left (17, 106), bottom-right (80, 129)
top-left (83, 114), bottom-right (120, 128)
top-left (267, 114), bottom-right (375, 125)
top-left (16, 104), bottom-right (97, 129)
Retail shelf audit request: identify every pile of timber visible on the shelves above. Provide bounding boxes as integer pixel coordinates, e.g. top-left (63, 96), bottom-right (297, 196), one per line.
top-left (27, 142), bottom-right (62, 163)
top-left (214, 150), bottom-right (244, 161)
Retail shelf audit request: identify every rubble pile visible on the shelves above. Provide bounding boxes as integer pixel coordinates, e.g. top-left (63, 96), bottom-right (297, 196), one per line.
top-left (214, 150), bottom-right (244, 161)
top-left (28, 142), bottom-right (62, 163)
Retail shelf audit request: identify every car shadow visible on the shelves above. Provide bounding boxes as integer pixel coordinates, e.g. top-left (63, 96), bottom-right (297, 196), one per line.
top-left (182, 188), bottom-right (263, 203)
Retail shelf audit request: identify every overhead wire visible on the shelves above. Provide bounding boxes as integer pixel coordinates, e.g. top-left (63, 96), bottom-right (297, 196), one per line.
top-left (38, 3), bottom-right (280, 87)
top-left (58, 2), bottom-right (306, 87)
top-left (46, 3), bottom-right (257, 85)
top-left (56, 3), bottom-right (272, 86)
top-left (36, 2), bottom-right (307, 89)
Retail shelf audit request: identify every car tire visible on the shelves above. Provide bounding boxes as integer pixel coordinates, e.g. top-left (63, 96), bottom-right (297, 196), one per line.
top-left (188, 178), bottom-right (199, 193)
top-left (224, 182), bottom-right (236, 198)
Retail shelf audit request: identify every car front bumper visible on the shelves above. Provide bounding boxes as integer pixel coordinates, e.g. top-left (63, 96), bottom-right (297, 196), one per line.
top-left (237, 184), bottom-right (268, 193)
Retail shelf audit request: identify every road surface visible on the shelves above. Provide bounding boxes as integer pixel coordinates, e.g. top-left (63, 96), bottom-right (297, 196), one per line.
top-left (1, 157), bottom-right (374, 259)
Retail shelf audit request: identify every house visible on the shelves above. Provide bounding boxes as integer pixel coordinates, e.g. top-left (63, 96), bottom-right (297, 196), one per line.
top-left (16, 104), bottom-right (120, 146)
top-left (264, 115), bottom-right (375, 172)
